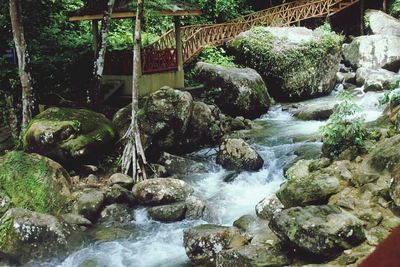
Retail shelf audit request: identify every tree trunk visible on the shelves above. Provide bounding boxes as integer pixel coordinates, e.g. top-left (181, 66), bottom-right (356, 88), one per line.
top-left (9, 0), bottom-right (37, 130)
top-left (122, 0), bottom-right (147, 181)
top-left (88, 0), bottom-right (115, 105)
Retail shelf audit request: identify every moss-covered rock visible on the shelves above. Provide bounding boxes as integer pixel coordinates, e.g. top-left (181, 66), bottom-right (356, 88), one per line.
top-left (148, 202), bottom-right (187, 222)
top-left (368, 134), bottom-right (400, 172)
top-left (0, 151), bottom-right (71, 215)
top-left (194, 62), bottom-right (272, 118)
top-left (23, 107), bottom-right (117, 163)
top-left (228, 26), bottom-right (342, 101)
top-left (0, 208), bottom-right (76, 264)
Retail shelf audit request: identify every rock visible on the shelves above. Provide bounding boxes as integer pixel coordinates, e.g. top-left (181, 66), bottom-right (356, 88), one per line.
top-left (390, 175), bottom-right (400, 208)
top-left (228, 27), bottom-right (342, 100)
top-left (181, 101), bottom-right (224, 151)
top-left (183, 224), bottom-right (250, 266)
top-left (216, 244), bottom-right (291, 267)
top-left (86, 174), bottom-right (98, 184)
top-left (104, 184), bottom-right (136, 205)
top-left (255, 194), bottom-right (284, 220)
top-left (108, 173), bottom-right (134, 189)
top-left (99, 204), bottom-right (133, 224)
top-left (277, 160), bottom-right (345, 207)
top-left (0, 208), bottom-right (76, 263)
top-left (195, 62), bottom-right (272, 119)
top-left (139, 86), bottom-right (193, 153)
top-left (132, 178), bottom-right (193, 205)
top-left (185, 196), bottom-right (206, 220)
top-left (73, 189), bottom-right (105, 220)
top-left (93, 226), bottom-right (131, 242)
top-left (112, 104), bottom-right (131, 138)
top-left (270, 205), bottom-right (366, 259)
top-left (61, 213), bottom-right (92, 227)
top-left (356, 67), bottom-right (400, 92)
top-left (23, 107), bottom-right (117, 163)
top-left (0, 151), bottom-right (71, 215)
top-left (158, 152), bottom-right (207, 176)
top-left (336, 72), bottom-right (356, 84)
top-left (293, 101), bottom-right (336, 120)
top-left (365, 9), bottom-right (400, 37)
top-left (148, 202), bottom-right (186, 222)
top-left (368, 134), bottom-right (400, 172)
top-left (217, 138), bottom-right (264, 171)
top-left (343, 35), bottom-right (400, 70)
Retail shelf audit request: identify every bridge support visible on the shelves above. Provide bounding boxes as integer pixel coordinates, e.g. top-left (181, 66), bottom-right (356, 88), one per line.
top-left (174, 16), bottom-right (185, 88)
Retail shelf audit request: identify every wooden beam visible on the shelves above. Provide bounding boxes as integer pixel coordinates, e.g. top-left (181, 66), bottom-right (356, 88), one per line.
top-left (69, 10), bottom-right (202, 22)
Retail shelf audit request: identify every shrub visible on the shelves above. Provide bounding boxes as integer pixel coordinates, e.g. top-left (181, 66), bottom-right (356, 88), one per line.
top-left (390, 0), bottom-right (400, 18)
top-left (198, 46), bottom-right (238, 67)
top-left (379, 80), bottom-right (400, 107)
top-left (320, 91), bottom-right (369, 158)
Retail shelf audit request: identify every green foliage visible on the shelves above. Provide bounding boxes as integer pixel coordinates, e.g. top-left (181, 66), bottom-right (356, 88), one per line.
top-left (198, 46), bottom-right (238, 67)
top-left (390, 0), bottom-right (400, 18)
top-left (320, 91), bottom-right (368, 158)
top-left (379, 80), bottom-right (400, 106)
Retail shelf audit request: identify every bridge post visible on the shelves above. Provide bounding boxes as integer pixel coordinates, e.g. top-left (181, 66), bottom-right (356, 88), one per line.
top-left (174, 16), bottom-right (185, 88)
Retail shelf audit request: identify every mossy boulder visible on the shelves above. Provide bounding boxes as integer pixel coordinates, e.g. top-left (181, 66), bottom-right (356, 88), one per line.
top-left (23, 107), bottom-right (117, 163)
top-left (368, 134), bottom-right (400, 172)
top-left (0, 151), bottom-right (72, 215)
top-left (148, 202), bottom-right (187, 222)
top-left (194, 62), bottom-right (272, 119)
top-left (228, 26), bottom-right (342, 101)
top-left (270, 205), bottom-right (366, 260)
top-left (0, 208), bottom-right (77, 264)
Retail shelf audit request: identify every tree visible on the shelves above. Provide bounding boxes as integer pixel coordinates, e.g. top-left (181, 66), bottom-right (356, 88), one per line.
top-left (9, 0), bottom-right (37, 130)
top-left (121, 0), bottom-right (148, 182)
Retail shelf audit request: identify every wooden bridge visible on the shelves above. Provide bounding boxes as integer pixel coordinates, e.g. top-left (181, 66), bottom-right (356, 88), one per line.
top-left (145, 0), bottom-right (360, 63)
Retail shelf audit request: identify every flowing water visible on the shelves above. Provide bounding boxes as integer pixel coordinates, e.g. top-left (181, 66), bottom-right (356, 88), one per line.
top-left (49, 89), bottom-right (384, 267)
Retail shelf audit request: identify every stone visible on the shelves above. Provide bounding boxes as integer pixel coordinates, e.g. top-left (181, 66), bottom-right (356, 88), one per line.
top-left (73, 189), bottom-right (105, 220)
top-left (108, 173), bottom-right (134, 189)
top-left (139, 86), bottom-right (193, 153)
top-left (99, 204), bottom-right (133, 224)
top-left (0, 208), bottom-right (76, 264)
top-left (112, 104), bottom-right (131, 138)
top-left (61, 213), bottom-right (92, 227)
top-left (255, 194), bottom-right (284, 220)
top-left (185, 196), bottom-right (206, 220)
top-left (277, 160), bottom-right (344, 208)
top-left (389, 176), bottom-right (400, 208)
top-left (336, 72), bottom-right (356, 84)
top-left (368, 134), bottom-right (400, 172)
top-left (132, 178), bottom-right (193, 205)
top-left (293, 101), bottom-right (336, 121)
top-left (195, 62), bottom-right (272, 119)
top-left (228, 27), bottom-right (342, 100)
top-left (104, 184), bottom-right (136, 205)
top-left (0, 151), bottom-right (72, 215)
top-left (356, 67), bottom-right (400, 92)
top-left (365, 9), bottom-right (400, 37)
top-left (217, 138), bottom-right (264, 171)
top-left (343, 35), bottom-right (400, 70)
top-left (148, 202), bottom-right (187, 222)
top-left (270, 205), bottom-right (366, 259)
top-left (0, 191), bottom-right (11, 218)
top-left (158, 152), bottom-right (207, 176)
top-left (183, 224), bottom-right (250, 266)
top-left (23, 107), bottom-right (117, 163)
top-left (93, 226), bottom-right (131, 242)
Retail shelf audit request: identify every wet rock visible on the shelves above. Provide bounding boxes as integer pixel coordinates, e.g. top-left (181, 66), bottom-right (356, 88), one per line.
top-left (343, 35), bottom-right (400, 70)
top-left (293, 101), bottom-right (335, 120)
top-left (229, 27), bottom-right (342, 100)
top-left (233, 215), bottom-right (256, 232)
top-left (217, 138), bottom-right (264, 171)
top-left (185, 196), bottom-right (206, 220)
top-left (195, 62), bottom-right (272, 119)
top-left (99, 204), bottom-right (133, 224)
top-left (216, 244), bottom-right (291, 267)
top-left (158, 152), bottom-right (207, 176)
top-left (73, 189), bottom-right (105, 220)
top-left (336, 72), bottom-right (356, 84)
top-left (132, 178), bottom-right (193, 205)
top-left (255, 194), bottom-right (284, 220)
top-left (0, 208), bottom-right (76, 263)
top-left (0, 151), bottom-right (72, 215)
top-left (365, 9), bottom-right (400, 37)
top-left (183, 224), bottom-right (250, 266)
top-left (356, 67), bottom-right (400, 92)
top-left (139, 86), bottom-right (193, 153)
top-left (62, 213), bottom-right (92, 227)
top-left (93, 226), bottom-right (131, 242)
top-left (148, 202), bottom-right (186, 222)
top-left (270, 205), bottom-right (366, 259)
top-left (23, 107), bottom-right (117, 163)
top-left (277, 160), bottom-right (344, 207)
top-left (108, 173), bottom-right (134, 189)
top-left (104, 184), bottom-right (136, 205)
top-left (368, 134), bottom-right (400, 172)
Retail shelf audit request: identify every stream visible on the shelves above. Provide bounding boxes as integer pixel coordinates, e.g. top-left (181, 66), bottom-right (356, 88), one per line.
top-left (48, 89), bottom-right (384, 267)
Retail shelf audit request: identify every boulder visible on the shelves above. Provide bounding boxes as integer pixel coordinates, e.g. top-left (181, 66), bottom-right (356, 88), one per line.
top-left (23, 107), bottom-right (117, 163)
top-left (99, 203), bottom-right (133, 224)
top-left (270, 205), bottom-right (366, 259)
top-left (293, 101), bottom-right (336, 121)
top-left (195, 62), bottom-right (272, 119)
top-left (0, 151), bottom-right (71, 215)
top-left (185, 196), bottom-right (207, 220)
top-left (132, 178), bottom-right (193, 205)
top-left (108, 173), bottom-right (134, 189)
top-left (73, 188), bottom-right (105, 220)
top-left (0, 208), bottom-right (76, 263)
top-left (228, 27), bottom-right (342, 100)
top-left (104, 184), bottom-right (136, 205)
top-left (158, 152), bottom-right (207, 176)
top-left (148, 202), bottom-right (187, 222)
top-left (343, 35), bottom-right (400, 70)
top-left (368, 134), bottom-right (400, 172)
top-left (356, 67), bottom-right (400, 92)
top-left (112, 104), bottom-right (131, 138)
top-left (365, 9), bottom-right (400, 37)
top-left (217, 138), bottom-right (264, 171)
top-left (276, 160), bottom-right (344, 207)
top-left (183, 224), bottom-right (250, 266)
top-left (139, 86), bottom-right (193, 153)
top-left (255, 194), bottom-right (284, 220)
